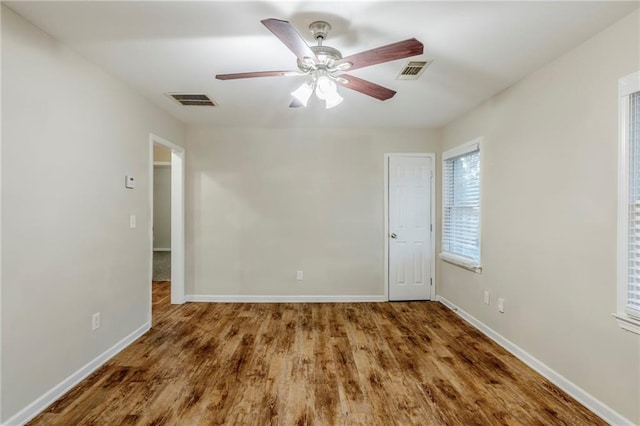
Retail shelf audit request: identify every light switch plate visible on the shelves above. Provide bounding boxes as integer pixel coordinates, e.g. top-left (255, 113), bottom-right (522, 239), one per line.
top-left (129, 215), bottom-right (136, 228)
top-left (92, 312), bottom-right (100, 331)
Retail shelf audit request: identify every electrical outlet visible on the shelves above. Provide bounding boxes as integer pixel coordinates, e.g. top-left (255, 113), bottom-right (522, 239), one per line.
top-left (92, 312), bottom-right (101, 331)
top-left (498, 298), bottom-right (505, 313)
top-left (129, 215), bottom-right (136, 228)
top-left (483, 291), bottom-right (490, 305)
top-left (296, 270), bottom-right (304, 281)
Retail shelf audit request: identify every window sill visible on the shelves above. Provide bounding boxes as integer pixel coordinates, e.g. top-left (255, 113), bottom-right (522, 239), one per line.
top-left (612, 313), bottom-right (640, 335)
top-left (439, 253), bottom-right (482, 273)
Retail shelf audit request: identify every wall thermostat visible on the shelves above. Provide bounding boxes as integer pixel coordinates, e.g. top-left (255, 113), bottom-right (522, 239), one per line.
top-left (125, 175), bottom-right (135, 189)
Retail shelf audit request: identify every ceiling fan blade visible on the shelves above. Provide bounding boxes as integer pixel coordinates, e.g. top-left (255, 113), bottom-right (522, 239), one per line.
top-left (261, 18), bottom-right (317, 62)
top-left (216, 70), bottom-right (301, 80)
top-left (335, 38), bottom-right (423, 72)
top-left (337, 74), bottom-right (396, 101)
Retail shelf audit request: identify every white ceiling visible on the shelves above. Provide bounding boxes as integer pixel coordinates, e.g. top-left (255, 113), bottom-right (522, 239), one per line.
top-left (6, 1), bottom-right (638, 129)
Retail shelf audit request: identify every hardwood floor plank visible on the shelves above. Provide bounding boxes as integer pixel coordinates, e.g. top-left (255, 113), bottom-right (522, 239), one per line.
top-left (27, 282), bottom-right (606, 425)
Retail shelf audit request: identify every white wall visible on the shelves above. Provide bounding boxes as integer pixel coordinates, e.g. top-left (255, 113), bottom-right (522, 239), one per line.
top-left (1, 6), bottom-right (185, 421)
top-left (439, 10), bottom-right (640, 423)
top-left (186, 127), bottom-right (439, 297)
top-left (153, 166), bottom-right (172, 250)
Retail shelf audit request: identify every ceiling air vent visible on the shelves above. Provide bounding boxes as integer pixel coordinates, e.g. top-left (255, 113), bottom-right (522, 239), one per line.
top-left (166, 93), bottom-right (216, 106)
top-left (396, 60), bottom-right (431, 80)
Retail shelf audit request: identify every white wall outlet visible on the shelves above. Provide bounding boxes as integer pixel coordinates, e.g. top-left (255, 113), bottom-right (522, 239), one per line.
top-left (129, 214), bottom-right (136, 228)
top-left (125, 175), bottom-right (135, 189)
top-left (483, 290), bottom-right (490, 305)
top-left (498, 298), bottom-right (505, 313)
top-left (296, 270), bottom-right (304, 281)
top-left (92, 312), bottom-right (101, 331)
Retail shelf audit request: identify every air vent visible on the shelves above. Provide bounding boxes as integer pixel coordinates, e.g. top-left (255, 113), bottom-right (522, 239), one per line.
top-left (396, 60), bottom-right (431, 80)
top-left (166, 93), bottom-right (216, 106)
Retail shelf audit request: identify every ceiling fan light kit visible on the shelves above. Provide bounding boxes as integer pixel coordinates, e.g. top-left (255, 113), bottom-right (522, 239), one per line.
top-left (291, 68), bottom-right (344, 109)
top-left (215, 18), bottom-right (424, 109)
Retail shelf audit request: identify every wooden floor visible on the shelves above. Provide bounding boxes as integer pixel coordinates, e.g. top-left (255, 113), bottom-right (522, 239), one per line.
top-left (29, 282), bottom-right (604, 425)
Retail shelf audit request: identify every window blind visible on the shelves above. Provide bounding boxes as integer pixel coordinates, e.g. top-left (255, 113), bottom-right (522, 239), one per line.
top-left (627, 90), bottom-right (640, 316)
top-left (442, 146), bottom-right (481, 267)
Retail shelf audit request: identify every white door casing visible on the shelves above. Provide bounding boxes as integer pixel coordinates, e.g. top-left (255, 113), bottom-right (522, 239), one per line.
top-left (387, 155), bottom-right (433, 301)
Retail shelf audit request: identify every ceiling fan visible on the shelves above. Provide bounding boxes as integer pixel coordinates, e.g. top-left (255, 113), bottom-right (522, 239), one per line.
top-left (215, 19), bottom-right (424, 109)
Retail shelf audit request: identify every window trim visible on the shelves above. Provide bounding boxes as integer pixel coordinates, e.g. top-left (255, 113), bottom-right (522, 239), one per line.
top-left (615, 70), bottom-right (640, 334)
top-left (440, 137), bottom-right (483, 273)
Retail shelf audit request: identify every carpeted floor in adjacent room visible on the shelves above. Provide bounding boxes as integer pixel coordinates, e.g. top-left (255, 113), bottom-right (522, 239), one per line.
top-left (153, 250), bottom-right (171, 281)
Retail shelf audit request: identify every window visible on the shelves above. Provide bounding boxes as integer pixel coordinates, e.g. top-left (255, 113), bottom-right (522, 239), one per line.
top-left (616, 71), bottom-right (640, 334)
top-left (440, 138), bottom-right (482, 272)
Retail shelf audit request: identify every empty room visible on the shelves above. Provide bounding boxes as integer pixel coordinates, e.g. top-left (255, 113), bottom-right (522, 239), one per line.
top-left (1, 1), bottom-right (639, 425)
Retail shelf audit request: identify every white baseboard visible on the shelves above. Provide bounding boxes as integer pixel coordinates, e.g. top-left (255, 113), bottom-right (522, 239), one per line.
top-left (436, 296), bottom-right (633, 426)
top-left (153, 248), bottom-right (171, 252)
top-left (185, 294), bottom-right (387, 303)
top-left (3, 322), bottom-right (151, 426)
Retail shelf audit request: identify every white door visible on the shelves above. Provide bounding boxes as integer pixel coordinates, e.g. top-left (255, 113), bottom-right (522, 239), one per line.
top-left (388, 156), bottom-right (432, 301)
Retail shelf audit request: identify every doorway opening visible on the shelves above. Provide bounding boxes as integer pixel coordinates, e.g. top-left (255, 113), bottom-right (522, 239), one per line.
top-left (153, 146), bottom-right (172, 281)
top-left (384, 153), bottom-right (436, 301)
top-left (149, 134), bottom-right (185, 324)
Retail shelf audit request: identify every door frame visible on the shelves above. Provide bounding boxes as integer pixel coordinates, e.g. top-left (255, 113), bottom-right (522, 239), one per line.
top-left (384, 153), bottom-right (437, 301)
top-left (149, 134), bottom-right (186, 316)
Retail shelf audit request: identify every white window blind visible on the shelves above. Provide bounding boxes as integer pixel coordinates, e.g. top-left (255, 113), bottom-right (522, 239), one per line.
top-left (441, 141), bottom-right (481, 270)
top-left (616, 71), bottom-right (640, 333)
top-left (627, 90), bottom-right (640, 317)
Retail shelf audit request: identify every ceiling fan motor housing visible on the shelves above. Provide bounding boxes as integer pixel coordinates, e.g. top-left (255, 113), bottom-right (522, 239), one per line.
top-left (297, 45), bottom-right (343, 71)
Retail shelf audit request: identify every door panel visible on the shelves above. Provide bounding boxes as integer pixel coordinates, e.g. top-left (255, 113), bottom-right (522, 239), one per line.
top-left (388, 156), bottom-right (432, 301)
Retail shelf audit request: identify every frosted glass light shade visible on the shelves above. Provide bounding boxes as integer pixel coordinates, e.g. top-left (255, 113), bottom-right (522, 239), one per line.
top-left (324, 91), bottom-right (343, 109)
top-left (315, 76), bottom-right (336, 100)
top-left (291, 82), bottom-right (313, 107)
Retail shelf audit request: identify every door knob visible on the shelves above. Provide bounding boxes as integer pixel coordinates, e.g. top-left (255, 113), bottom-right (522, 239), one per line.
top-left (390, 233), bottom-right (397, 239)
